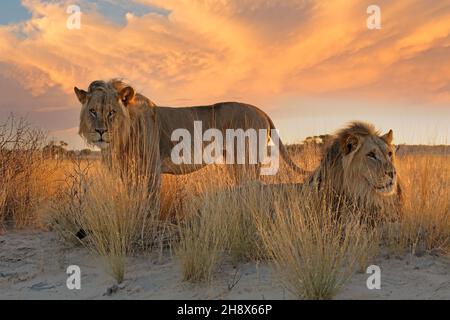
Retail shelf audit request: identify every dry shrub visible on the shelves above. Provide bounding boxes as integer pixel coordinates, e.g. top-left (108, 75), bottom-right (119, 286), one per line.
top-left (49, 158), bottom-right (95, 243)
top-left (0, 116), bottom-right (52, 229)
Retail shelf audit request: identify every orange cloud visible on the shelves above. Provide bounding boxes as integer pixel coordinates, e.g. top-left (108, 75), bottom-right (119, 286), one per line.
top-left (0, 0), bottom-right (448, 106)
top-left (0, 0), bottom-right (449, 147)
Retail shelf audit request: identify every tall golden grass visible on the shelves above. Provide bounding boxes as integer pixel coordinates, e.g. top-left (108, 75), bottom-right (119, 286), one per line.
top-left (253, 185), bottom-right (379, 299)
top-left (50, 157), bottom-right (168, 283)
top-left (0, 116), bottom-right (56, 229)
top-left (386, 154), bottom-right (450, 255)
top-left (175, 182), bottom-right (266, 282)
top-left (2, 116), bottom-right (449, 297)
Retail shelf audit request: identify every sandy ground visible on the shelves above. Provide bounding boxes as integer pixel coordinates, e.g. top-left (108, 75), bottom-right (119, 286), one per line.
top-left (1, 230), bottom-right (449, 300)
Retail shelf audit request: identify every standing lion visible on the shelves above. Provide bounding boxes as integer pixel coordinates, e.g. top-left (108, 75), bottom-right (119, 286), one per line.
top-left (74, 79), bottom-right (306, 189)
top-left (266, 122), bottom-right (403, 219)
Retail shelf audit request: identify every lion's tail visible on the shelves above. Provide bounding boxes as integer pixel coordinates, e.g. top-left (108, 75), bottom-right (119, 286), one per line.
top-left (267, 117), bottom-right (309, 176)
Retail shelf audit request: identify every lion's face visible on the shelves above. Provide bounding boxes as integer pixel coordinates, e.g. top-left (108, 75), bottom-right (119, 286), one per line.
top-left (341, 130), bottom-right (398, 198)
top-left (75, 83), bottom-right (134, 149)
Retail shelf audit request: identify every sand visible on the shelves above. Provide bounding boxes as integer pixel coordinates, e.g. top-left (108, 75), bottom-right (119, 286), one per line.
top-left (1, 230), bottom-right (449, 300)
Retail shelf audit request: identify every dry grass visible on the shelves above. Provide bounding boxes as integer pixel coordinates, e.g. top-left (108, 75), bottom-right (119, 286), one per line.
top-left (2, 117), bottom-right (449, 297)
top-left (175, 181), bottom-right (266, 282)
top-left (0, 116), bottom-right (57, 229)
top-left (48, 159), bottom-right (95, 243)
top-left (386, 154), bottom-right (450, 255)
top-left (175, 194), bottom-right (229, 282)
top-left (254, 186), bottom-right (378, 299)
top-left (81, 170), bottom-right (162, 282)
top-left (171, 150), bottom-right (449, 297)
top-left (50, 157), bottom-right (167, 283)
top-left (173, 173), bottom-right (378, 297)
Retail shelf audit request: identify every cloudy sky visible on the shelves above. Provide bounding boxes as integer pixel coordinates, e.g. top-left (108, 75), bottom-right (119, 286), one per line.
top-left (0, 0), bottom-right (449, 149)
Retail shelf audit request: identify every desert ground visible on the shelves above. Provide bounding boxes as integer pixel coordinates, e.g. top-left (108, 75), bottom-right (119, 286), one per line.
top-left (1, 230), bottom-right (450, 300)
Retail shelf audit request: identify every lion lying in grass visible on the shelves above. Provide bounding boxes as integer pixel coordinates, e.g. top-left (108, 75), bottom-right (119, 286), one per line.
top-left (266, 122), bottom-right (402, 218)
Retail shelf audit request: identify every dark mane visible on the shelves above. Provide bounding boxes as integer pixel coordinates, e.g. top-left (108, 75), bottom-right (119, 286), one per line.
top-left (335, 121), bottom-right (379, 140)
top-left (322, 121), bottom-right (380, 164)
top-left (310, 121), bottom-right (383, 187)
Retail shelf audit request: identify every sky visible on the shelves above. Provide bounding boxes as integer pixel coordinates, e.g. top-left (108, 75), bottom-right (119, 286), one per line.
top-left (0, 0), bottom-right (449, 149)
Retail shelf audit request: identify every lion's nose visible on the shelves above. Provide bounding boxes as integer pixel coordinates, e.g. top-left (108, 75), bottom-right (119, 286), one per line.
top-left (386, 170), bottom-right (395, 179)
top-left (95, 128), bottom-right (107, 136)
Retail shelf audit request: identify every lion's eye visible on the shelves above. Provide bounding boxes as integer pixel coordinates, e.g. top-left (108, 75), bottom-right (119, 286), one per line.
top-left (89, 109), bottom-right (97, 117)
top-left (108, 110), bottom-right (116, 118)
top-left (367, 152), bottom-right (377, 159)
top-left (388, 151), bottom-right (393, 158)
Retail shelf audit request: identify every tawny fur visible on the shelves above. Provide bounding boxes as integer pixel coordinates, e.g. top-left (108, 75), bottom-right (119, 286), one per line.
top-left (75, 79), bottom-right (305, 185)
top-left (308, 121), bottom-right (402, 216)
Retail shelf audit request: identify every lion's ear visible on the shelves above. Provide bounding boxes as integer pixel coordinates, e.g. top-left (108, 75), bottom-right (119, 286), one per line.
top-left (119, 86), bottom-right (135, 107)
top-left (341, 134), bottom-right (359, 155)
top-left (382, 129), bottom-right (393, 144)
top-left (74, 87), bottom-right (87, 104)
